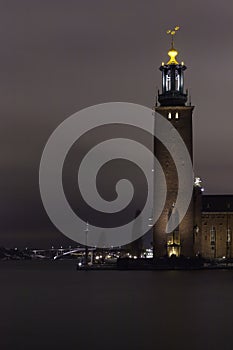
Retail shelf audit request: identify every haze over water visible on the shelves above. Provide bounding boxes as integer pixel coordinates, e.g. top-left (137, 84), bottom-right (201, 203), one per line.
top-left (1, 261), bottom-right (232, 350)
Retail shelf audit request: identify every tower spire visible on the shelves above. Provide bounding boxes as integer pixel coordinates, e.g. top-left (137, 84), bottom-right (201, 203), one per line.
top-left (157, 26), bottom-right (187, 106)
top-left (166, 26), bottom-right (180, 49)
top-left (166, 26), bottom-right (180, 65)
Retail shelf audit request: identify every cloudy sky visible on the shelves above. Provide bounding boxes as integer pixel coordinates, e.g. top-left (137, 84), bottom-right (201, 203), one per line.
top-left (2, 0), bottom-right (233, 247)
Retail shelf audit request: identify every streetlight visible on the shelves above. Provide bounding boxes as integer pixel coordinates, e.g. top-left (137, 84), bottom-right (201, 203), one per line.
top-left (85, 222), bottom-right (89, 268)
top-left (226, 203), bottom-right (231, 260)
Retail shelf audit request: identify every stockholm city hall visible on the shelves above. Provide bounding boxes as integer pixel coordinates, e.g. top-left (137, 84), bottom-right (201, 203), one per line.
top-left (151, 28), bottom-right (233, 259)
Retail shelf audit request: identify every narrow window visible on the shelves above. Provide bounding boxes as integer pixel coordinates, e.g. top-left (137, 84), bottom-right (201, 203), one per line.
top-left (227, 229), bottom-right (231, 243)
top-left (166, 70), bottom-right (171, 91)
top-left (175, 70), bottom-right (180, 90)
top-left (210, 227), bottom-right (216, 245)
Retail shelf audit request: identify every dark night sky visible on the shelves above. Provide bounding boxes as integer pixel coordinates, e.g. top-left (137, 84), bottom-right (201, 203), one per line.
top-left (2, 0), bottom-right (233, 247)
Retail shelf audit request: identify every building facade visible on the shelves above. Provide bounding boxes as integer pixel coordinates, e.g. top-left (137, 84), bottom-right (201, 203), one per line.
top-left (197, 195), bottom-right (233, 259)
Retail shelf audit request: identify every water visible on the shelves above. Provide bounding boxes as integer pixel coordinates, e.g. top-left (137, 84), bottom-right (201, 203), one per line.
top-left (1, 260), bottom-right (233, 350)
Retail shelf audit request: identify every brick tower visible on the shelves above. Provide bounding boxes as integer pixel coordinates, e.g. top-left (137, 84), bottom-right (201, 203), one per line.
top-left (153, 28), bottom-right (195, 257)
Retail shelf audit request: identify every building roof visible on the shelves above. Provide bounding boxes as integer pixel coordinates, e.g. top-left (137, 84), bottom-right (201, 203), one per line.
top-left (202, 195), bottom-right (233, 212)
